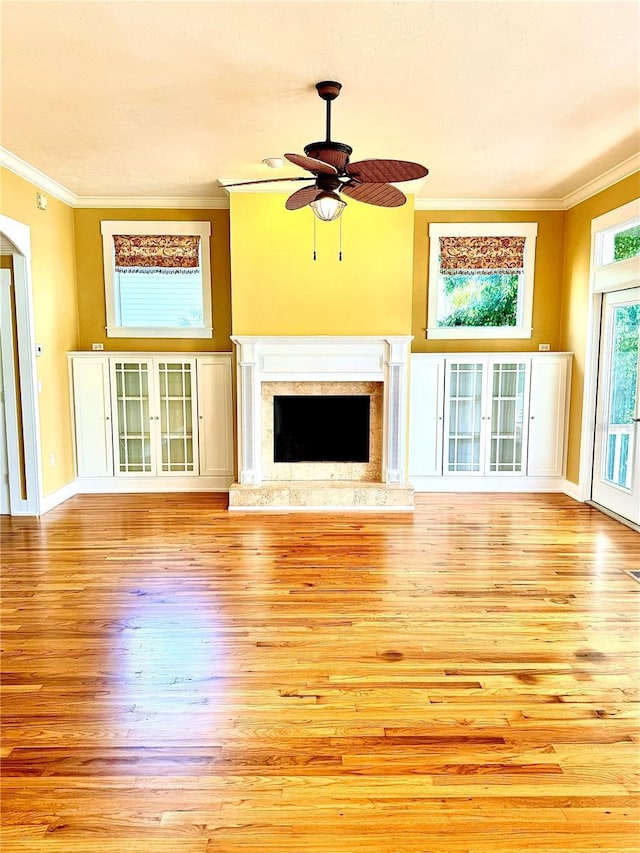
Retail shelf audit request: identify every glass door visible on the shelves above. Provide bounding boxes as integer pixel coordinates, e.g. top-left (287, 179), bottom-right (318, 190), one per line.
top-left (112, 360), bottom-right (153, 474)
top-left (488, 361), bottom-right (528, 474)
top-left (445, 362), bottom-right (484, 473)
top-left (157, 361), bottom-right (198, 475)
top-left (592, 287), bottom-right (640, 524)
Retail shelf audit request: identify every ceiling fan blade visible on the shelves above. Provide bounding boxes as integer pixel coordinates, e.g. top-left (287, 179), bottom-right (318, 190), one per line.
top-left (219, 176), bottom-right (312, 188)
top-left (285, 186), bottom-right (321, 211)
top-left (284, 153), bottom-right (338, 175)
top-left (346, 159), bottom-right (428, 183)
top-left (341, 182), bottom-right (406, 208)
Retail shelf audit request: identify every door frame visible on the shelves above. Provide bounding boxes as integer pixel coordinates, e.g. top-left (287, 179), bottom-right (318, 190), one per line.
top-left (0, 215), bottom-right (42, 515)
top-left (578, 198), bottom-right (640, 507)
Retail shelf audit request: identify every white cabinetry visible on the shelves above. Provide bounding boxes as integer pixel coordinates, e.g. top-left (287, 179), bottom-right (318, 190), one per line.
top-left (69, 352), bottom-right (234, 492)
top-left (71, 357), bottom-right (113, 477)
top-left (409, 352), bottom-right (571, 491)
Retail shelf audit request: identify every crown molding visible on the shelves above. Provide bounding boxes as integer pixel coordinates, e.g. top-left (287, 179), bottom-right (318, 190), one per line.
top-left (414, 197), bottom-right (566, 211)
top-left (77, 196), bottom-right (229, 209)
top-left (2, 146), bottom-right (637, 212)
top-left (561, 153), bottom-right (640, 209)
top-left (1, 147), bottom-right (77, 206)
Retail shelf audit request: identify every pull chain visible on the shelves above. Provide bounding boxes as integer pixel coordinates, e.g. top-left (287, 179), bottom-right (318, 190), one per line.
top-left (339, 215), bottom-right (343, 261)
top-left (313, 215), bottom-right (317, 261)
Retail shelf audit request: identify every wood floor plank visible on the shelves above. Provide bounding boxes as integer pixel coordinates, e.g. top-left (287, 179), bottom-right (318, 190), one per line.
top-left (1, 492), bottom-right (639, 851)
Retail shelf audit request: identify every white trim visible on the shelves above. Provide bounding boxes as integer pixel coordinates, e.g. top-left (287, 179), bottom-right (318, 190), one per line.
top-left (591, 198), bottom-right (640, 235)
top-left (563, 154), bottom-right (640, 211)
top-left (40, 480), bottom-right (78, 514)
top-left (0, 270), bottom-right (21, 513)
top-left (562, 478), bottom-right (584, 502)
top-left (415, 198), bottom-right (566, 211)
top-left (426, 326), bottom-right (533, 340)
top-left (0, 148), bottom-right (77, 206)
top-left (410, 475), bottom-right (567, 493)
top-left (100, 220), bottom-right (213, 339)
top-left (105, 326), bottom-right (213, 339)
top-left (2, 147), bottom-right (638, 212)
top-left (578, 200), bottom-right (640, 503)
top-left (75, 476), bottom-right (233, 493)
top-left (82, 197), bottom-right (228, 209)
top-left (426, 221), bottom-right (538, 340)
top-left (0, 215), bottom-right (42, 516)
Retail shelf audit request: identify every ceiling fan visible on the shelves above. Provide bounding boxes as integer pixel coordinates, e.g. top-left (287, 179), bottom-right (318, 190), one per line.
top-left (220, 81), bottom-right (428, 221)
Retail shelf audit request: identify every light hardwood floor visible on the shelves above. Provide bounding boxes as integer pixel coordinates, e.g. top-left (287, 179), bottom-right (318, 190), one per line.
top-left (1, 492), bottom-right (639, 852)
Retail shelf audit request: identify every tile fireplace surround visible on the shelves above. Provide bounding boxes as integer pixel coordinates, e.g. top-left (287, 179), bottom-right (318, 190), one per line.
top-left (229, 336), bottom-right (414, 511)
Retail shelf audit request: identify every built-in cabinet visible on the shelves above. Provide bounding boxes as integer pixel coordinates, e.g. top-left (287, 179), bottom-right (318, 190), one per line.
top-left (409, 353), bottom-right (571, 490)
top-left (69, 353), bottom-right (234, 491)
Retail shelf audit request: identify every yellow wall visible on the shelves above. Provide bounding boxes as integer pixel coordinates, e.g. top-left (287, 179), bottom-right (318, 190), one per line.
top-left (561, 172), bottom-right (640, 484)
top-left (230, 193), bottom-right (415, 335)
top-left (73, 208), bottom-right (232, 352)
top-left (412, 209), bottom-right (566, 353)
top-left (1, 167), bottom-right (79, 496)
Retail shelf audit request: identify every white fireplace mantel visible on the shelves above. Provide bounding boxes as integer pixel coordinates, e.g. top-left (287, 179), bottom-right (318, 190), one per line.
top-left (231, 335), bottom-right (413, 487)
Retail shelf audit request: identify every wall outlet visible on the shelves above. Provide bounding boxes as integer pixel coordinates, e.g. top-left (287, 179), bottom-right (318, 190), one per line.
top-left (92, 343), bottom-right (104, 351)
top-left (36, 192), bottom-right (48, 210)
top-left (538, 343), bottom-right (551, 351)
top-left (35, 343), bottom-right (43, 356)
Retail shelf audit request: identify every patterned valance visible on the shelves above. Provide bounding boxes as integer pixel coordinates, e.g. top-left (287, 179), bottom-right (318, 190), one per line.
top-left (439, 236), bottom-right (526, 274)
top-left (114, 235), bottom-right (200, 273)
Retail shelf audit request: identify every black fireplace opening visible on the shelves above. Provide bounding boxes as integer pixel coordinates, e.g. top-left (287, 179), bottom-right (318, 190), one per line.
top-left (274, 395), bottom-right (370, 463)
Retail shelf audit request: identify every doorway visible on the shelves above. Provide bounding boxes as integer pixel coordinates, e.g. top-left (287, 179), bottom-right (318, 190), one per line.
top-left (0, 217), bottom-right (42, 515)
top-left (591, 287), bottom-right (640, 525)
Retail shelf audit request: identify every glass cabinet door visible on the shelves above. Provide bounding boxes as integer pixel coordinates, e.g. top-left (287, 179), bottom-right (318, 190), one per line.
top-left (157, 361), bottom-right (198, 474)
top-left (446, 362), bottom-right (484, 473)
top-left (489, 362), bottom-right (528, 473)
top-left (113, 361), bottom-right (152, 474)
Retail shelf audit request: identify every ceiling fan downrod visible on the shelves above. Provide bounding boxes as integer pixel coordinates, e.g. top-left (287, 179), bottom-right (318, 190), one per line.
top-left (315, 80), bottom-right (342, 143)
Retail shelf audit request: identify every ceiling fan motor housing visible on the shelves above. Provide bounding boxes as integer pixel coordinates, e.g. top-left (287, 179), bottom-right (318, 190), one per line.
top-left (304, 141), bottom-right (352, 171)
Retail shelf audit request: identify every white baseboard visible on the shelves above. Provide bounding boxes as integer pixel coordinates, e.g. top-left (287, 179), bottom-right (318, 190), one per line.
top-left (410, 476), bottom-right (567, 493)
top-left (74, 475), bottom-right (234, 493)
top-left (40, 480), bottom-right (78, 515)
top-left (561, 479), bottom-right (584, 502)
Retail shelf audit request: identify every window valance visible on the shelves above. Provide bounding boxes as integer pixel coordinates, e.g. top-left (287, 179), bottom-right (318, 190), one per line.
top-left (113, 235), bottom-right (201, 273)
top-left (439, 236), bottom-right (526, 275)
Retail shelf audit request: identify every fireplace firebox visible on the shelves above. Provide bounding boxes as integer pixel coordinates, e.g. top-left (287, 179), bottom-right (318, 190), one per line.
top-left (274, 395), bottom-right (370, 463)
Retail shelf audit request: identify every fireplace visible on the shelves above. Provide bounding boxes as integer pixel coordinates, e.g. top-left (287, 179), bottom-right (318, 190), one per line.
top-left (229, 336), bottom-right (414, 510)
top-left (274, 395), bottom-right (370, 463)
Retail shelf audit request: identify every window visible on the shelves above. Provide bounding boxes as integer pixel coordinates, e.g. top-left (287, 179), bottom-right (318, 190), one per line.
top-left (427, 222), bottom-right (538, 339)
top-left (101, 221), bottom-right (212, 338)
top-left (592, 200), bottom-right (640, 293)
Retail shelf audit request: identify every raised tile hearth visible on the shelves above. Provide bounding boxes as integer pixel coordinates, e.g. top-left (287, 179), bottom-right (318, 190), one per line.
top-left (229, 480), bottom-right (414, 511)
top-left (229, 336), bottom-right (414, 511)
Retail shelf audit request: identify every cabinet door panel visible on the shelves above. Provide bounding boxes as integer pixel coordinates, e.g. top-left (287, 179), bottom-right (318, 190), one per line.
top-left (445, 362), bottom-right (483, 473)
top-left (157, 360), bottom-right (198, 475)
top-left (112, 361), bottom-right (153, 475)
top-left (72, 358), bottom-right (113, 477)
top-left (528, 357), bottom-right (569, 477)
top-left (488, 361), bottom-right (528, 474)
top-left (409, 357), bottom-right (444, 477)
top-left (197, 358), bottom-right (233, 477)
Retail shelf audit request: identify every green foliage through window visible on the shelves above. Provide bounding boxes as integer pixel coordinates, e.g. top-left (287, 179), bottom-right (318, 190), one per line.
top-left (613, 224), bottom-right (640, 262)
top-left (437, 273), bottom-right (520, 328)
top-left (610, 303), bottom-right (639, 424)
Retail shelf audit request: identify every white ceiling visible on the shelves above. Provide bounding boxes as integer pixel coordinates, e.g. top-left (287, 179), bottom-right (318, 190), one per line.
top-left (1, 1), bottom-right (639, 204)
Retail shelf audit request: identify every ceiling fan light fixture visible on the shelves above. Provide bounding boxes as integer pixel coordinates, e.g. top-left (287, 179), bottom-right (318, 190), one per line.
top-left (309, 191), bottom-right (346, 222)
